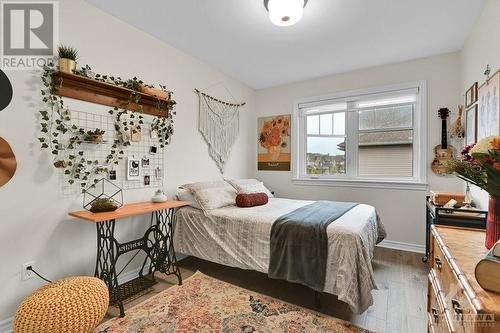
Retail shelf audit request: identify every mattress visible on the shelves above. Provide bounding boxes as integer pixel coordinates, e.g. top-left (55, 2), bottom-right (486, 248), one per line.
top-left (173, 197), bottom-right (386, 313)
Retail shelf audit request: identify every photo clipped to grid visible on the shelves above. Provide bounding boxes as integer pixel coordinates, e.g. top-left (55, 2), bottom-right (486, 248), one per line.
top-left (59, 109), bottom-right (164, 196)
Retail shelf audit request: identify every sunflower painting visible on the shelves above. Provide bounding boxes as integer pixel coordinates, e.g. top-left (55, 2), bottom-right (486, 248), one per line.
top-left (258, 115), bottom-right (291, 171)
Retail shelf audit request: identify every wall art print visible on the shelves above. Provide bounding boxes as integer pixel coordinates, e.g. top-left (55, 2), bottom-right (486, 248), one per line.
top-left (478, 70), bottom-right (500, 140)
top-left (258, 115), bottom-right (291, 171)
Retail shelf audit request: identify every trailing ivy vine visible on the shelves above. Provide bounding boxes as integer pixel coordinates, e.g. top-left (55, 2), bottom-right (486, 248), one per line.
top-left (38, 64), bottom-right (176, 192)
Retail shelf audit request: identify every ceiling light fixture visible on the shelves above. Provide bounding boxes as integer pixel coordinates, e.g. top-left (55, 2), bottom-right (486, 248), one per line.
top-left (264, 0), bottom-right (308, 27)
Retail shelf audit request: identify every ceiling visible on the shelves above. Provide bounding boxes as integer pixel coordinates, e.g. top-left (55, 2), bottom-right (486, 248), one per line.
top-left (86, 0), bottom-right (485, 89)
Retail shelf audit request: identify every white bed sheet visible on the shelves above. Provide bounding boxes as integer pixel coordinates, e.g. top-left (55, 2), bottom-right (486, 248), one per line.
top-left (173, 197), bottom-right (386, 313)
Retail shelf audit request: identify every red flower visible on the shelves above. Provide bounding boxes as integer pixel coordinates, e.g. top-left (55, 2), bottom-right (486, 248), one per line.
top-left (494, 162), bottom-right (500, 171)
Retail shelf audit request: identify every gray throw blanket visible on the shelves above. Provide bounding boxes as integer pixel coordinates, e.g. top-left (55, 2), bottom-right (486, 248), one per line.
top-left (268, 200), bottom-right (358, 290)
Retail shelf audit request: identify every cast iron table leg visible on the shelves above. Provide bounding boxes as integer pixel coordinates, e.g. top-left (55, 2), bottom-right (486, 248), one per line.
top-left (94, 219), bottom-right (125, 317)
top-left (144, 208), bottom-right (182, 285)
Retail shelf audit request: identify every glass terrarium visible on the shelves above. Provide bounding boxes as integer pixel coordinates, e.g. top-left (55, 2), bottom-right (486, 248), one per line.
top-left (83, 178), bottom-right (123, 212)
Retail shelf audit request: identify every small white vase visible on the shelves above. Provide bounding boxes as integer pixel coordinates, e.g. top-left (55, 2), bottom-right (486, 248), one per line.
top-left (152, 190), bottom-right (168, 203)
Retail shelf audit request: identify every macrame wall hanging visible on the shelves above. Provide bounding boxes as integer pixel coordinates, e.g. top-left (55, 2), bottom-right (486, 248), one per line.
top-left (195, 88), bottom-right (245, 173)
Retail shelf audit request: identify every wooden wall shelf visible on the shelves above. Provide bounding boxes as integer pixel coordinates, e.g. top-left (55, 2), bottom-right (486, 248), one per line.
top-left (52, 72), bottom-right (175, 117)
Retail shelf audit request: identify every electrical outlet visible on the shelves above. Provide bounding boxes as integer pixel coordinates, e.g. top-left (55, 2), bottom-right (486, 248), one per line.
top-left (22, 261), bottom-right (35, 281)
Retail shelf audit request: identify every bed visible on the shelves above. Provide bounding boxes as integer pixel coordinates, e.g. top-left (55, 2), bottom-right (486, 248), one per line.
top-left (173, 196), bottom-right (386, 314)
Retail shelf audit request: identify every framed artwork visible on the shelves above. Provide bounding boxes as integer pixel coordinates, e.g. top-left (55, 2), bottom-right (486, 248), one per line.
top-left (144, 175), bottom-right (150, 186)
top-left (258, 114), bottom-right (291, 171)
top-left (127, 157), bottom-right (140, 180)
top-left (465, 105), bottom-right (477, 145)
top-left (465, 82), bottom-right (478, 108)
top-left (478, 70), bottom-right (500, 140)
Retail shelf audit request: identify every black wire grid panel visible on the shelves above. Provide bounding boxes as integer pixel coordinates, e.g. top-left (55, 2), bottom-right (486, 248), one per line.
top-left (94, 208), bottom-right (182, 317)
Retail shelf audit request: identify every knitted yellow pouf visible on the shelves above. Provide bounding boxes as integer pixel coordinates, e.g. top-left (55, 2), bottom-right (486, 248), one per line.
top-left (14, 276), bottom-right (109, 333)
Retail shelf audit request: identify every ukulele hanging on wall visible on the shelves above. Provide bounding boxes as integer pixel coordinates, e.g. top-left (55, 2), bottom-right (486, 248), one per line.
top-left (431, 108), bottom-right (454, 176)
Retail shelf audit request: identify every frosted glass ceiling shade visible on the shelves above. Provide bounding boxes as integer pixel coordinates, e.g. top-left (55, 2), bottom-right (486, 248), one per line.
top-left (264, 0), bottom-right (308, 27)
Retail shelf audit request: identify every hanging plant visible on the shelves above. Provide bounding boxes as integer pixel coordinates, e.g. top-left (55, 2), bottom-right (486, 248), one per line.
top-left (38, 63), bottom-right (176, 192)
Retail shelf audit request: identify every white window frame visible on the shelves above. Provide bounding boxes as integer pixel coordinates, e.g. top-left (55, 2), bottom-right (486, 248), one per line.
top-left (292, 81), bottom-right (427, 190)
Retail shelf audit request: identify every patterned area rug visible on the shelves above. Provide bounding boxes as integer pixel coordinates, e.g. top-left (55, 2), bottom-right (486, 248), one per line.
top-left (95, 271), bottom-right (371, 332)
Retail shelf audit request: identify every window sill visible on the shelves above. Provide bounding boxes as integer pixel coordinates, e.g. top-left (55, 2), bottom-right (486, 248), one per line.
top-left (292, 177), bottom-right (428, 190)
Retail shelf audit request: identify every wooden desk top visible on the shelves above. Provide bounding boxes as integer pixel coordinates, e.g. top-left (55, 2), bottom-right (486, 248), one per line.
top-left (69, 201), bottom-right (190, 223)
top-left (435, 225), bottom-right (500, 316)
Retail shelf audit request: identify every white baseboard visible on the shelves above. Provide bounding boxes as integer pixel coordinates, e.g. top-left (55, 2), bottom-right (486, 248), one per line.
top-left (0, 264), bottom-right (152, 333)
top-left (377, 239), bottom-right (425, 254)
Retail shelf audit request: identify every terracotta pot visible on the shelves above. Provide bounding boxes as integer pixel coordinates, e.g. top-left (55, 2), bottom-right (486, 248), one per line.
top-left (139, 85), bottom-right (170, 100)
top-left (485, 196), bottom-right (500, 249)
top-left (88, 134), bottom-right (103, 143)
top-left (53, 160), bottom-right (67, 168)
top-left (58, 58), bottom-right (76, 73)
top-left (267, 146), bottom-right (281, 161)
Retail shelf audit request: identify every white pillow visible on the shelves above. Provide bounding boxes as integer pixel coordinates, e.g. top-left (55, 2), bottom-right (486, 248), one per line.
top-left (176, 188), bottom-right (202, 210)
top-left (182, 180), bottom-right (237, 210)
top-left (225, 178), bottom-right (274, 198)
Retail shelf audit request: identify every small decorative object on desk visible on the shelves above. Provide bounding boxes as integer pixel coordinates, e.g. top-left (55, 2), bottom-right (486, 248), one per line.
top-left (430, 191), bottom-right (465, 207)
top-left (462, 182), bottom-right (473, 209)
top-left (152, 189), bottom-right (168, 203)
top-left (83, 178), bottom-right (123, 212)
top-left (446, 135), bottom-right (500, 249)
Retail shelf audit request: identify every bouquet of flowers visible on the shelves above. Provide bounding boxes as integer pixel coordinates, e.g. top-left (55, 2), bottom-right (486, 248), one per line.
top-left (446, 136), bottom-right (500, 198)
top-left (259, 116), bottom-right (290, 149)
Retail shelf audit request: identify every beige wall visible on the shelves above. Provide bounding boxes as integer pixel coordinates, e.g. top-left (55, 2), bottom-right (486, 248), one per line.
top-left (255, 53), bottom-right (464, 248)
top-left (0, 0), bottom-right (256, 321)
top-left (460, 0), bottom-right (500, 209)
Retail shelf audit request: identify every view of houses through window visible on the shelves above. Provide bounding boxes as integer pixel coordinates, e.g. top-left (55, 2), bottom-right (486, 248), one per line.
top-left (306, 111), bottom-right (346, 175)
top-left (300, 89), bottom-right (418, 180)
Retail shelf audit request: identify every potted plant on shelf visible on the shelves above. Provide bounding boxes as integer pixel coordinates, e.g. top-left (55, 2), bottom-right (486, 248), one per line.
top-left (139, 84), bottom-right (171, 100)
top-left (53, 160), bottom-right (67, 168)
top-left (86, 128), bottom-right (105, 143)
top-left (58, 45), bottom-right (78, 73)
top-left (447, 136), bottom-right (500, 249)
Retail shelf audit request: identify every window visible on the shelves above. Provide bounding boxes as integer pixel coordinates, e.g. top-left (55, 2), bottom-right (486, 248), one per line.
top-left (293, 82), bottom-right (427, 189)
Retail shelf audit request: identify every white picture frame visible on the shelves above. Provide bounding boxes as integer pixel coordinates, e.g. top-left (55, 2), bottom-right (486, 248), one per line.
top-left (478, 70), bottom-right (500, 140)
top-left (127, 157), bottom-right (141, 180)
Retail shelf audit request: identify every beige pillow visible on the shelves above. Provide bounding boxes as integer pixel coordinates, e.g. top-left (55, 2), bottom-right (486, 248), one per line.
top-left (225, 178), bottom-right (274, 198)
top-left (182, 180), bottom-right (237, 210)
top-left (176, 188), bottom-right (202, 210)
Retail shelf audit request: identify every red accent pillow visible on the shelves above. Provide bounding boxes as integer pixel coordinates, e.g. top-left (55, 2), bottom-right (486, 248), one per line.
top-left (236, 193), bottom-right (269, 207)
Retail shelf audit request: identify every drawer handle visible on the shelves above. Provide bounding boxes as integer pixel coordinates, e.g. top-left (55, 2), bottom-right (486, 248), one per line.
top-left (434, 256), bottom-right (442, 270)
top-left (451, 299), bottom-right (463, 321)
top-left (431, 308), bottom-right (439, 324)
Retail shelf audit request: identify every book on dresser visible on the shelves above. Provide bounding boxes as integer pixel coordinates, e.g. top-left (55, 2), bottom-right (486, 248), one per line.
top-left (493, 240), bottom-right (500, 258)
top-left (475, 252), bottom-right (500, 294)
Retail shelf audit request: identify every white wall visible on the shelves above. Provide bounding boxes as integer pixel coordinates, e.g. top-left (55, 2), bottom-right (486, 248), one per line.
top-left (255, 53), bottom-right (463, 248)
top-left (460, 0), bottom-right (500, 210)
top-left (0, 0), bottom-right (256, 321)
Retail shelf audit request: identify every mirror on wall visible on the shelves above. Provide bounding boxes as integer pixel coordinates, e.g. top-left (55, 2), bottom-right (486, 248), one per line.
top-left (0, 70), bottom-right (13, 111)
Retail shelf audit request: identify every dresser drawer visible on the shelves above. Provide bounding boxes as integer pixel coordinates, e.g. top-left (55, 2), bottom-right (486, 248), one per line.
top-left (428, 280), bottom-right (447, 333)
top-left (431, 229), bottom-right (478, 333)
top-left (429, 269), bottom-right (456, 333)
top-left (446, 283), bottom-right (477, 333)
top-left (432, 237), bottom-right (455, 296)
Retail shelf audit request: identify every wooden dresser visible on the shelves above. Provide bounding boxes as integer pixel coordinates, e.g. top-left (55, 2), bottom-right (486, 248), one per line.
top-left (428, 225), bottom-right (500, 333)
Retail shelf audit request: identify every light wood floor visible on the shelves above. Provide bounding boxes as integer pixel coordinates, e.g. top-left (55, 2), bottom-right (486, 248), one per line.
top-left (105, 247), bottom-right (428, 333)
